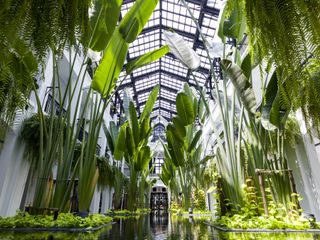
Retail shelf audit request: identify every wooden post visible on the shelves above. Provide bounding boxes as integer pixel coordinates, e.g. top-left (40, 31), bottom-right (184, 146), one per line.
top-left (257, 171), bottom-right (268, 216)
top-left (288, 170), bottom-right (300, 209)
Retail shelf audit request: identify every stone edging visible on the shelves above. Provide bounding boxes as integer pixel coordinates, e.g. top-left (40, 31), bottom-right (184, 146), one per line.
top-left (0, 222), bottom-right (115, 233)
top-left (204, 221), bottom-right (320, 233)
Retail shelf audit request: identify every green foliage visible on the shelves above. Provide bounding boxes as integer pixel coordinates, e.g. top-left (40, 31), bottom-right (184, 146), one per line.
top-left (218, 0), bottom-right (246, 43)
top-left (96, 155), bottom-right (113, 188)
top-left (0, 0), bottom-right (93, 123)
top-left (243, 0), bottom-right (320, 132)
top-left (214, 180), bottom-right (316, 230)
top-left (193, 189), bottom-right (206, 211)
top-left (89, 0), bottom-right (123, 51)
top-left (162, 83), bottom-right (212, 211)
top-left (220, 59), bottom-right (257, 114)
top-left (0, 212), bottom-right (112, 229)
top-left (91, 0), bottom-right (159, 97)
top-left (107, 86), bottom-right (159, 210)
top-left (215, 214), bottom-right (313, 230)
top-left (126, 46), bottom-right (169, 74)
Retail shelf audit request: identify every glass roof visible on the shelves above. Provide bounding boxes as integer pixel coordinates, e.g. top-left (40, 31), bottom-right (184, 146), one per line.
top-left (114, 0), bottom-right (225, 133)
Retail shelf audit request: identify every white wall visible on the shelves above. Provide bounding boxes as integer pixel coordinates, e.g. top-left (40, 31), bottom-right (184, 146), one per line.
top-left (0, 129), bottom-right (29, 216)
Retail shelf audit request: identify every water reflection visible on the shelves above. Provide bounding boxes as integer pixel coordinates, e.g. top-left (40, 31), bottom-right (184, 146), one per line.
top-left (1, 213), bottom-right (320, 239)
top-left (104, 212), bottom-right (320, 240)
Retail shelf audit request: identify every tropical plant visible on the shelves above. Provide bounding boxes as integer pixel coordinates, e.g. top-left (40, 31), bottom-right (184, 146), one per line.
top-left (175, 0), bottom-right (297, 215)
top-left (18, 0), bottom-right (165, 215)
top-left (161, 83), bottom-right (211, 211)
top-left (109, 86), bottom-right (159, 211)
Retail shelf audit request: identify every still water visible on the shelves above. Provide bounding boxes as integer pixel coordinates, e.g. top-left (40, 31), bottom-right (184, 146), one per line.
top-left (1, 212), bottom-right (320, 239)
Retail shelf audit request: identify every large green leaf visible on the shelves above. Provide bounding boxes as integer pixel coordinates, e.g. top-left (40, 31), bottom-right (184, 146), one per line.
top-left (172, 116), bottom-right (186, 138)
top-left (103, 121), bottom-right (118, 154)
top-left (183, 83), bottom-right (198, 117)
top-left (176, 92), bottom-right (195, 126)
top-left (240, 53), bottom-right (252, 79)
top-left (188, 129), bottom-right (202, 153)
top-left (140, 117), bottom-right (151, 141)
top-left (91, 29), bottom-right (129, 97)
top-left (126, 46), bottom-right (169, 74)
top-left (119, 0), bottom-right (159, 43)
top-left (262, 71), bottom-right (290, 130)
top-left (89, 0), bottom-right (122, 51)
top-left (122, 88), bottom-right (133, 120)
top-left (220, 0), bottom-right (246, 42)
top-left (128, 101), bottom-right (140, 146)
top-left (221, 59), bottom-right (257, 114)
top-left (125, 125), bottom-right (135, 157)
top-left (167, 123), bottom-right (184, 143)
top-left (135, 146), bottom-right (151, 172)
top-left (140, 85), bottom-right (159, 121)
top-left (114, 124), bottom-right (126, 160)
top-left (164, 31), bottom-right (200, 70)
top-left (166, 129), bottom-right (184, 167)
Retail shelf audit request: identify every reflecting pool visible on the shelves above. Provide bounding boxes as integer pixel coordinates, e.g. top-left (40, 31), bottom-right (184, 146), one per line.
top-left (1, 212), bottom-right (320, 239)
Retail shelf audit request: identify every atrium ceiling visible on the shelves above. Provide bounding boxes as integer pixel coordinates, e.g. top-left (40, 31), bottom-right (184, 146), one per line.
top-left (113, 0), bottom-right (226, 138)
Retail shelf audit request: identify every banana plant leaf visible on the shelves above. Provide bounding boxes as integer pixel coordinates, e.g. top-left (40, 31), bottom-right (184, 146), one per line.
top-left (114, 123), bottom-right (127, 160)
top-left (135, 146), bottom-right (151, 172)
top-left (167, 123), bottom-right (184, 143)
top-left (123, 88), bottom-right (133, 119)
top-left (125, 125), bottom-right (135, 157)
top-left (262, 71), bottom-right (290, 130)
top-left (221, 59), bottom-right (257, 114)
top-left (139, 117), bottom-right (151, 141)
top-left (241, 53), bottom-right (252, 79)
top-left (164, 31), bottom-right (200, 70)
top-left (140, 85), bottom-right (160, 121)
top-left (126, 46), bottom-right (169, 74)
top-left (89, 0), bottom-right (122, 51)
top-left (172, 116), bottom-right (186, 138)
top-left (218, 0), bottom-right (246, 43)
top-left (183, 83), bottom-right (198, 117)
top-left (188, 129), bottom-right (202, 153)
top-left (119, 0), bottom-right (159, 43)
top-left (103, 121), bottom-right (118, 154)
top-left (166, 130), bottom-right (184, 167)
top-left (92, 0), bottom-right (159, 97)
top-left (176, 92), bottom-right (195, 126)
top-left (128, 101), bottom-right (140, 146)
top-left (91, 29), bottom-right (129, 97)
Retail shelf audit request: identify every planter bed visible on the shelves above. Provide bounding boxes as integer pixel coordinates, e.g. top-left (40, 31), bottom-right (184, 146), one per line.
top-left (205, 221), bottom-right (320, 233)
top-left (0, 222), bottom-right (114, 233)
top-left (0, 213), bottom-right (113, 232)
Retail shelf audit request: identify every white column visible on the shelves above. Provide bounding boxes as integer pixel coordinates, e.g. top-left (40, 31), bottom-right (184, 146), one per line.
top-left (89, 187), bottom-right (101, 213)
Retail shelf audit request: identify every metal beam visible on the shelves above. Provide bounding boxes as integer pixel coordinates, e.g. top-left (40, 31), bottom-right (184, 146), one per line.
top-left (136, 84), bottom-right (178, 96)
top-left (153, 106), bottom-right (177, 115)
top-left (130, 69), bottom-right (160, 81)
top-left (139, 96), bottom-right (176, 106)
top-left (184, 0), bottom-right (220, 16)
top-left (154, 122), bottom-right (165, 128)
top-left (151, 115), bottom-right (171, 122)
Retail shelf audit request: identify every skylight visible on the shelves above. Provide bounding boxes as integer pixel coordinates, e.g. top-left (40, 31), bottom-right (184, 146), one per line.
top-left (117, 0), bottom-right (225, 125)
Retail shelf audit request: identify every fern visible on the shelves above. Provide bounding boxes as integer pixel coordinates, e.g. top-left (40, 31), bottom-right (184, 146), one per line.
top-left (242, 0), bottom-right (320, 132)
top-left (0, 0), bottom-right (92, 125)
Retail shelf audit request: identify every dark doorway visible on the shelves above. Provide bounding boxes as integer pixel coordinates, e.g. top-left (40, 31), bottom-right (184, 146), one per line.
top-left (150, 187), bottom-right (168, 210)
